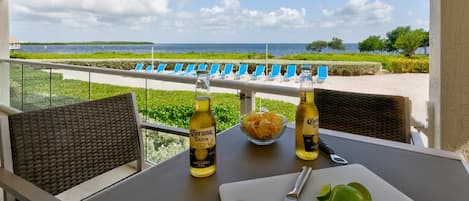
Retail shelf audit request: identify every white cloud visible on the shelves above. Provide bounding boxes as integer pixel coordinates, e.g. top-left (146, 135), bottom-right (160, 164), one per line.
top-left (11, 0), bottom-right (169, 29)
top-left (12, 0), bottom-right (308, 32)
top-left (198, 0), bottom-right (308, 31)
top-left (320, 0), bottom-right (393, 28)
top-left (415, 19), bottom-right (429, 30)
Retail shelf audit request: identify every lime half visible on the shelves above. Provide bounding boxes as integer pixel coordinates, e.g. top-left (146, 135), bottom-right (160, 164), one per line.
top-left (316, 184), bottom-right (332, 201)
top-left (348, 182), bottom-right (372, 201)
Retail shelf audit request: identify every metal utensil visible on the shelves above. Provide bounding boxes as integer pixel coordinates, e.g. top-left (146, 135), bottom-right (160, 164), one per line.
top-left (319, 138), bottom-right (348, 165)
top-left (284, 166), bottom-right (313, 201)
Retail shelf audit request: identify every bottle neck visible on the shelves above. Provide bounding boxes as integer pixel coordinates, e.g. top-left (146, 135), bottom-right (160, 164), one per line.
top-left (299, 69), bottom-right (314, 104)
top-left (195, 72), bottom-right (211, 111)
top-left (195, 96), bottom-right (211, 112)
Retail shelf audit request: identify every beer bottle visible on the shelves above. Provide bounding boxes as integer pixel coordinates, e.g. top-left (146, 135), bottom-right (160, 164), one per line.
top-left (295, 65), bottom-right (319, 160)
top-left (189, 70), bottom-right (216, 177)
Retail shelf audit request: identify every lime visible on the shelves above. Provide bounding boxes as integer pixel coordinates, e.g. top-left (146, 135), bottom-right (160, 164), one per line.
top-left (329, 184), bottom-right (364, 201)
top-left (348, 182), bottom-right (372, 201)
top-left (316, 184), bottom-right (332, 201)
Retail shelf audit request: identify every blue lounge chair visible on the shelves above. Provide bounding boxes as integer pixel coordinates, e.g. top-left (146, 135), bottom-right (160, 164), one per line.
top-left (144, 65), bottom-right (154, 73)
top-left (219, 64), bottom-right (233, 79)
top-left (134, 63), bottom-right (144, 71)
top-left (180, 64), bottom-right (195, 76)
top-left (250, 65), bottom-right (265, 80)
top-left (234, 64), bottom-right (248, 80)
top-left (267, 64), bottom-right (281, 80)
top-left (155, 63), bottom-right (167, 73)
top-left (208, 64), bottom-right (220, 77)
top-left (169, 63), bottom-right (184, 75)
top-left (283, 64), bottom-right (297, 81)
top-left (189, 64), bottom-right (208, 76)
top-left (317, 65), bottom-right (328, 83)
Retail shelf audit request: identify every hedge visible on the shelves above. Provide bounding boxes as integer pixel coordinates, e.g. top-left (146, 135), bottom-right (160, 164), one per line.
top-left (391, 59), bottom-right (429, 73)
top-left (140, 104), bottom-right (239, 132)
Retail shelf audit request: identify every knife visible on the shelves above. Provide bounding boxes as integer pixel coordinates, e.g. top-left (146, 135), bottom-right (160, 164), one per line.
top-left (284, 166), bottom-right (313, 201)
top-left (319, 138), bottom-right (348, 165)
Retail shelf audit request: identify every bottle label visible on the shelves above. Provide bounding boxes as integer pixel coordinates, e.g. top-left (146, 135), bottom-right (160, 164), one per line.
top-left (190, 127), bottom-right (216, 168)
top-left (302, 118), bottom-right (318, 152)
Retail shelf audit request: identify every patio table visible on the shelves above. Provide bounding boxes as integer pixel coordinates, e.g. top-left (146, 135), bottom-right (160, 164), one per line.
top-left (87, 125), bottom-right (469, 201)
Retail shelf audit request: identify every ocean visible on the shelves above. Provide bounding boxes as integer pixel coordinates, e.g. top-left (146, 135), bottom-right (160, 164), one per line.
top-left (19, 43), bottom-right (361, 57)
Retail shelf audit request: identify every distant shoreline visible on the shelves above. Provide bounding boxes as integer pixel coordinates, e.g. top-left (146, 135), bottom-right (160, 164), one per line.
top-left (21, 41), bottom-right (154, 45)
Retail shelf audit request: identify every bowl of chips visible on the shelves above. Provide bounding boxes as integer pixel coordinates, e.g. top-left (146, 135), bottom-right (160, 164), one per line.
top-left (239, 111), bottom-right (288, 145)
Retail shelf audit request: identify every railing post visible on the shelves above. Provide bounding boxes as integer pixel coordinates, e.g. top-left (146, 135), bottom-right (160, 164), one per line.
top-left (239, 89), bottom-right (255, 115)
top-left (0, 0), bottom-right (10, 107)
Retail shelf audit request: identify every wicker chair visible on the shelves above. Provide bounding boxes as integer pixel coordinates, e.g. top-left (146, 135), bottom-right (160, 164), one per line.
top-left (0, 93), bottom-right (144, 201)
top-left (314, 88), bottom-right (411, 143)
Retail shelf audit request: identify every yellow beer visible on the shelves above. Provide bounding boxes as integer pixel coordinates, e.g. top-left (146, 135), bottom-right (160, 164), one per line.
top-left (295, 66), bottom-right (319, 160)
top-left (189, 70), bottom-right (216, 177)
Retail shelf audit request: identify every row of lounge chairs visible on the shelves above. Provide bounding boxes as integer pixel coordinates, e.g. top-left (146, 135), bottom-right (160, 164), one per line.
top-left (133, 63), bottom-right (328, 82)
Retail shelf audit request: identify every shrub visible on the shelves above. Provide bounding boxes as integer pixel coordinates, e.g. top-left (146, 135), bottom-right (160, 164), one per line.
top-left (391, 58), bottom-right (429, 73)
top-left (141, 104), bottom-right (239, 132)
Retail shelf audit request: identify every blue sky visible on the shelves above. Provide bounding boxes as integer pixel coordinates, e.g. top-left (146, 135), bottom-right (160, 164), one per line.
top-left (10, 0), bottom-right (429, 43)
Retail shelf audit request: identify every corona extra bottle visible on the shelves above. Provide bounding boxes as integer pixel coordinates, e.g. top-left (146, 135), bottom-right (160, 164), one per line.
top-left (295, 65), bottom-right (319, 160)
top-left (189, 70), bottom-right (216, 177)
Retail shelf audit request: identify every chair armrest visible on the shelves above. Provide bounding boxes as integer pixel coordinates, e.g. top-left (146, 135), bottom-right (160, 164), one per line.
top-left (411, 130), bottom-right (426, 147)
top-left (0, 168), bottom-right (60, 201)
top-left (0, 105), bottom-right (21, 116)
top-left (140, 122), bottom-right (189, 137)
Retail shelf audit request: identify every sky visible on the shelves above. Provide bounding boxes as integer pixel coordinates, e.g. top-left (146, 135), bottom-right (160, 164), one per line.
top-left (9, 0), bottom-right (429, 43)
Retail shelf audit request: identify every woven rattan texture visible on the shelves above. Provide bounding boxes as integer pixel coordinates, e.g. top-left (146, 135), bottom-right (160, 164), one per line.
top-left (8, 94), bottom-right (140, 195)
top-left (314, 89), bottom-right (409, 143)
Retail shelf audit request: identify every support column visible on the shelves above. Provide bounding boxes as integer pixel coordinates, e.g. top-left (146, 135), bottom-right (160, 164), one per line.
top-left (239, 89), bottom-right (255, 115)
top-left (429, 0), bottom-right (441, 148)
top-left (0, 0), bottom-right (10, 106)
top-left (430, 0), bottom-right (469, 160)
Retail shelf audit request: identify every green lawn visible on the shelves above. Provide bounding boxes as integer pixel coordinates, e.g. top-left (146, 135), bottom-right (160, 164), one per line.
top-left (11, 51), bottom-right (429, 72)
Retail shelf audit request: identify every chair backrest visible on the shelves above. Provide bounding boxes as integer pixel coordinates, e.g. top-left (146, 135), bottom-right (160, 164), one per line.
top-left (173, 63), bottom-right (184, 73)
top-left (184, 64), bottom-right (195, 73)
top-left (285, 64), bottom-right (297, 77)
top-left (314, 88), bottom-right (411, 143)
top-left (4, 94), bottom-right (143, 195)
top-left (144, 65), bottom-right (154, 72)
top-left (209, 64), bottom-right (220, 75)
top-left (237, 64), bottom-right (248, 75)
top-left (156, 63), bottom-right (167, 73)
top-left (253, 65), bottom-right (265, 76)
top-left (270, 64), bottom-right (281, 77)
top-left (222, 64), bottom-right (233, 75)
top-left (318, 65), bottom-right (328, 78)
top-left (134, 63), bottom-right (144, 71)
top-left (197, 64), bottom-right (207, 71)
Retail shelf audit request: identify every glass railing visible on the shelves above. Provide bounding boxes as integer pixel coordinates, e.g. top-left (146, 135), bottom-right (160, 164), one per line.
top-left (2, 59), bottom-right (299, 165)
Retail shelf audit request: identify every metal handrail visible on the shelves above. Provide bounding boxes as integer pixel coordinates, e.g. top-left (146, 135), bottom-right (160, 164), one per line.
top-left (0, 59), bottom-right (300, 97)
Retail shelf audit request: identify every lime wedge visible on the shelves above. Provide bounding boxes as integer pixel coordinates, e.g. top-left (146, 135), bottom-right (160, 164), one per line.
top-left (348, 182), bottom-right (372, 201)
top-left (316, 184), bottom-right (332, 201)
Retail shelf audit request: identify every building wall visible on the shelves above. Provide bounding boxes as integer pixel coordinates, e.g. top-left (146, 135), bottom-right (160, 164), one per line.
top-left (0, 0), bottom-right (10, 106)
top-left (432, 0), bottom-right (469, 160)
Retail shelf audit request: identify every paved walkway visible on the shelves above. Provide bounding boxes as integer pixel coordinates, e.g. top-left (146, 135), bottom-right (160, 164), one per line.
top-left (57, 70), bottom-right (429, 123)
